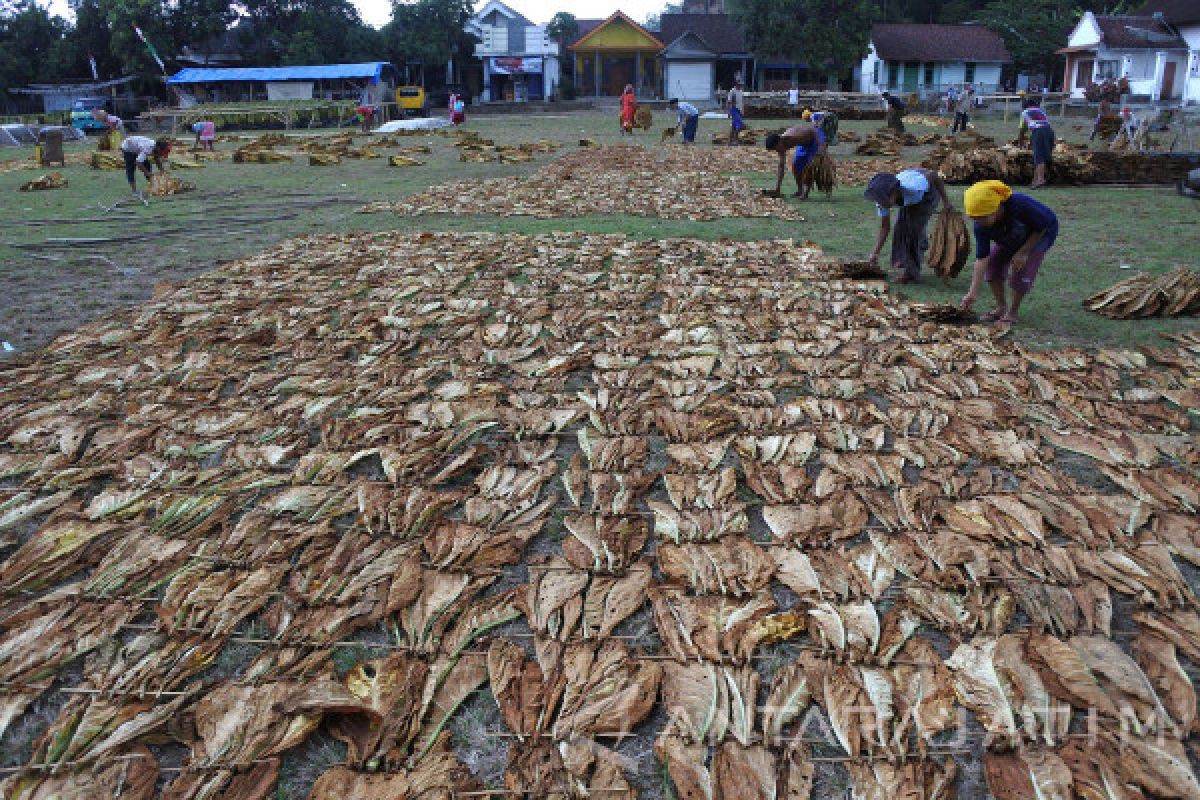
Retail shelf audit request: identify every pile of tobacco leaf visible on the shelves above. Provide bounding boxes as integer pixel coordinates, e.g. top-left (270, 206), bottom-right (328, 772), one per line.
top-left (358, 144), bottom-right (808, 221)
top-left (1, 232), bottom-right (1199, 800)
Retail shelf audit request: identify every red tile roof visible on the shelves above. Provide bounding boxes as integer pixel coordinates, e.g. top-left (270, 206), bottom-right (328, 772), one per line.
top-left (871, 23), bottom-right (1012, 63)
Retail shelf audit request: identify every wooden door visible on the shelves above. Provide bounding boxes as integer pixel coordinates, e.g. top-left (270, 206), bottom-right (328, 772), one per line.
top-left (1075, 59), bottom-right (1094, 89)
top-left (1162, 61), bottom-right (1177, 98)
top-left (902, 62), bottom-right (919, 92)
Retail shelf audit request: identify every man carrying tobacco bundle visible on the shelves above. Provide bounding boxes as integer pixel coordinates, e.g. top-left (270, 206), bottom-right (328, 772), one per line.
top-left (764, 123), bottom-right (827, 200)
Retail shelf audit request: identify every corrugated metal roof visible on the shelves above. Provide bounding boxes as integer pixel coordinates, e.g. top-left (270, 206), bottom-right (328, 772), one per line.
top-left (167, 63), bottom-right (393, 84)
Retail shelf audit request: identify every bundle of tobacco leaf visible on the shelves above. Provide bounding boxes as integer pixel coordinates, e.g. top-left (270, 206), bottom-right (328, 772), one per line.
top-left (145, 172), bottom-right (194, 196)
top-left (801, 152), bottom-right (837, 197)
top-left (309, 154), bottom-right (342, 166)
top-left (926, 208), bottom-right (971, 283)
top-left (923, 142), bottom-right (1099, 185)
top-left (90, 152), bottom-right (123, 170)
top-left (634, 105), bottom-right (653, 130)
top-left (233, 148), bottom-right (293, 164)
top-left (914, 302), bottom-right (978, 324)
top-left (96, 129), bottom-right (121, 152)
top-left (18, 172), bottom-right (67, 191)
top-left (855, 130), bottom-right (940, 156)
top-left (835, 260), bottom-right (887, 280)
top-left (1083, 267), bottom-right (1200, 319)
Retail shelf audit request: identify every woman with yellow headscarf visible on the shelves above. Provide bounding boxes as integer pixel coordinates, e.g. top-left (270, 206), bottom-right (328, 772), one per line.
top-left (959, 180), bottom-right (1059, 325)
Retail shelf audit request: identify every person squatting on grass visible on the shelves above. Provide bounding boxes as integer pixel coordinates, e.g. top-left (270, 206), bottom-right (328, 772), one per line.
top-left (864, 168), bottom-right (953, 284)
top-left (669, 99), bottom-right (700, 144)
top-left (765, 125), bottom-right (826, 199)
top-left (959, 180), bottom-right (1059, 326)
top-left (120, 135), bottom-right (170, 196)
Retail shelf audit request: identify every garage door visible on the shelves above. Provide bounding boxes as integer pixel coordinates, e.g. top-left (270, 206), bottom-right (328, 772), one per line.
top-left (666, 62), bottom-right (711, 102)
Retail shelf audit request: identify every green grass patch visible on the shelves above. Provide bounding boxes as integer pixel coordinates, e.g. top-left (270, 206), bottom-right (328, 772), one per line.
top-left (1, 110), bottom-right (1196, 351)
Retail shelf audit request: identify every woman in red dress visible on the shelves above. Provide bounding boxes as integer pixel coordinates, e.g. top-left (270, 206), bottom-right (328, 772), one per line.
top-left (619, 84), bottom-right (637, 135)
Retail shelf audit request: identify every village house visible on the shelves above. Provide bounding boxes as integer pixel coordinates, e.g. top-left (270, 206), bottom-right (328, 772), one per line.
top-left (568, 12), bottom-right (664, 97)
top-left (465, 0), bottom-right (561, 102)
top-left (657, 14), bottom-right (753, 102)
top-left (856, 23), bottom-right (1011, 96)
top-left (1059, 9), bottom-right (1190, 104)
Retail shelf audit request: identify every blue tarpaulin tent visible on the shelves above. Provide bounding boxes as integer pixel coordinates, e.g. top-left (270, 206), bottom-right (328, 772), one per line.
top-left (167, 63), bottom-right (395, 84)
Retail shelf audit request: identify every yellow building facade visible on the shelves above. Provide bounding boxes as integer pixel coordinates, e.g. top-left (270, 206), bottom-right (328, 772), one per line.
top-left (570, 12), bottom-right (664, 97)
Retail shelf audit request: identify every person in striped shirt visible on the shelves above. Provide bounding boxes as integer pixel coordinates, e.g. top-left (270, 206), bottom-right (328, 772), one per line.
top-left (1018, 96), bottom-right (1055, 189)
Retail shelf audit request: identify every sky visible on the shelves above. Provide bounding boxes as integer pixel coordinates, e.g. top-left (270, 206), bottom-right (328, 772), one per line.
top-left (354, 0), bottom-right (664, 28)
top-left (38, 0), bottom-right (665, 38)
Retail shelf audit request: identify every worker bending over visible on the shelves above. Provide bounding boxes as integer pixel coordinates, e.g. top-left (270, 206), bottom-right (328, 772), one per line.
top-left (1018, 96), bottom-right (1055, 188)
top-left (669, 99), bottom-right (700, 144)
top-left (864, 167), bottom-right (953, 284)
top-left (959, 180), bottom-right (1059, 326)
top-left (765, 124), bottom-right (827, 199)
top-left (120, 135), bottom-right (170, 196)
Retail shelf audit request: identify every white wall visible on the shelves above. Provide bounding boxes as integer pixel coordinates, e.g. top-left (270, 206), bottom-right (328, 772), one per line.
top-left (1182, 24), bottom-right (1200, 105)
top-left (858, 44), bottom-right (881, 93)
top-left (1068, 12), bottom-right (1103, 48)
top-left (543, 55), bottom-right (560, 100)
top-left (857, 45), bottom-right (1004, 94)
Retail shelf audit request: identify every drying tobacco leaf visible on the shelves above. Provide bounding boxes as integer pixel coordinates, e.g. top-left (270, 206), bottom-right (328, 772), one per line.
top-left (562, 514), bottom-right (648, 571)
top-left (848, 757), bottom-right (958, 800)
top-left (651, 588), bottom-right (777, 663)
top-left (308, 733), bottom-right (480, 799)
top-left (553, 640), bottom-right (661, 739)
top-left (0, 745), bottom-right (158, 800)
top-left (487, 639), bottom-right (563, 737)
top-left (660, 661), bottom-right (759, 745)
top-left (657, 539), bottom-right (776, 595)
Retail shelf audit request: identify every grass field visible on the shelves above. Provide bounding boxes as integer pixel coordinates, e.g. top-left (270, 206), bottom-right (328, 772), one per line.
top-left (1, 109), bottom-right (1196, 355)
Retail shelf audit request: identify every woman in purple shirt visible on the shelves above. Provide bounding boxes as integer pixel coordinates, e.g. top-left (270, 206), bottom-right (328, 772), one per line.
top-left (959, 180), bottom-right (1058, 325)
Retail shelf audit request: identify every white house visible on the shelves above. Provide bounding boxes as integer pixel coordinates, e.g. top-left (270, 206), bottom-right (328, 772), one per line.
top-left (1135, 0), bottom-right (1200, 105)
top-left (1059, 11), bottom-right (1188, 103)
top-left (465, 0), bottom-right (560, 102)
top-left (657, 14), bottom-right (755, 103)
top-left (856, 24), bottom-right (1011, 96)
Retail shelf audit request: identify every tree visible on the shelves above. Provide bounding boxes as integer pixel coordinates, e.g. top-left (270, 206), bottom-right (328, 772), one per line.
top-left (546, 11), bottom-right (577, 79)
top-left (642, 3), bottom-right (680, 32)
top-left (728, 0), bottom-right (874, 81)
top-left (977, 0), bottom-right (1077, 81)
top-left (235, 0), bottom-right (381, 66)
top-left (0, 1), bottom-right (72, 102)
top-left (546, 11), bottom-right (577, 47)
top-left (383, 0), bottom-right (474, 84)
